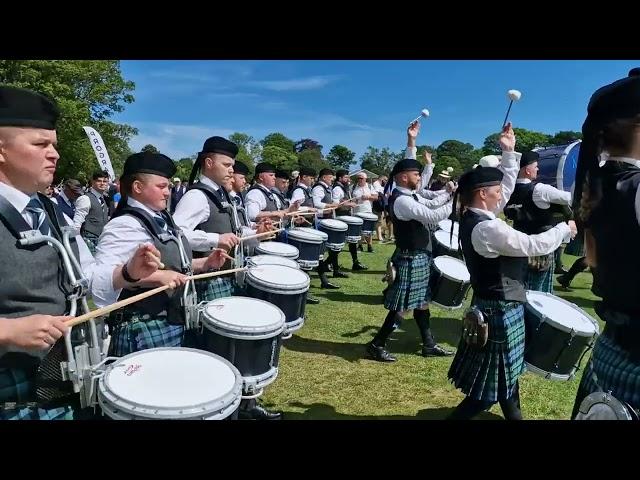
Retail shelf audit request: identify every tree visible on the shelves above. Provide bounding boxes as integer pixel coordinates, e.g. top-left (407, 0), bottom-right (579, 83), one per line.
top-left (174, 157), bottom-right (195, 183)
top-left (141, 144), bottom-right (160, 154)
top-left (0, 60), bottom-right (137, 181)
top-left (326, 145), bottom-right (355, 170)
top-left (229, 132), bottom-right (260, 174)
top-left (260, 145), bottom-right (298, 171)
top-left (261, 132), bottom-right (295, 153)
top-left (434, 155), bottom-right (463, 179)
top-left (359, 146), bottom-right (401, 175)
top-left (295, 138), bottom-right (323, 154)
top-left (482, 128), bottom-right (551, 155)
top-left (297, 149), bottom-right (330, 173)
top-left (549, 130), bottom-right (582, 145)
top-left (436, 140), bottom-right (475, 171)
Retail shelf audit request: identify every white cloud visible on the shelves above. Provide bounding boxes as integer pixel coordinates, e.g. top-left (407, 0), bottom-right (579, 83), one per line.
top-left (247, 75), bottom-right (342, 92)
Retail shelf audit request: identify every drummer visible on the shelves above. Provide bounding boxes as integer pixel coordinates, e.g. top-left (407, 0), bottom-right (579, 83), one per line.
top-left (570, 69), bottom-right (640, 419)
top-left (313, 168), bottom-right (344, 289)
top-left (245, 162), bottom-right (300, 224)
top-left (352, 172), bottom-right (379, 253)
top-left (504, 150), bottom-right (572, 293)
top-left (332, 169), bottom-right (367, 272)
top-left (447, 123), bottom-right (576, 420)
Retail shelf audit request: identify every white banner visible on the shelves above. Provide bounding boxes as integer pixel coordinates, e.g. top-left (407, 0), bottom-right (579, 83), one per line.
top-left (82, 126), bottom-right (116, 181)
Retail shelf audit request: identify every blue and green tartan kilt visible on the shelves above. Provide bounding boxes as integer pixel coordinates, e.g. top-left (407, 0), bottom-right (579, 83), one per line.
top-left (81, 232), bottom-right (100, 255)
top-left (576, 333), bottom-right (640, 410)
top-left (448, 298), bottom-right (526, 403)
top-left (0, 367), bottom-right (73, 420)
top-left (526, 255), bottom-right (555, 294)
top-left (565, 235), bottom-right (585, 257)
top-left (384, 249), bottom-right (431, 312)
top-left (196, 276), bottom-right (235, 303)
top-left (108, 314), bottom-right (184, 357)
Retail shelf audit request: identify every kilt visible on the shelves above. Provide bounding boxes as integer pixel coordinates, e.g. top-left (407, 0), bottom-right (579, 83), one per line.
top-left (575, 333), bottom-right (640, 410)
top-left (565, 235), bottom-right (585, 257)
top-left (108, 313), bottom-right (184, 357)
top-left (81, 232), bottom-right (100, 255)
top-left (196, 276), bottom-right (234, 303)
top-left (526, 255), bottom-right (555, 293)
top-left (448, 298), bottom-right (526, 402)
top-left (384, 249), bottom-right (431, 312)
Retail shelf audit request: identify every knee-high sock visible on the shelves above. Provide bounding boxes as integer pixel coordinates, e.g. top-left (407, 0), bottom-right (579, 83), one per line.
top-left (348, 242), bottom-right (358, 263)
top-left (498, 382), bottom-right (523, 420)
top-left (372, 310), bottom-right (402, 347)
top-left (414, 309), bottom-right (435, 347)
top-left (448, 396), bottom-right (495, 420)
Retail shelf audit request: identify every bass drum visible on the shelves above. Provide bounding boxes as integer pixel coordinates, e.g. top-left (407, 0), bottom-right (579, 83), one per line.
top-left (533, 140), bottom-right (581, 193)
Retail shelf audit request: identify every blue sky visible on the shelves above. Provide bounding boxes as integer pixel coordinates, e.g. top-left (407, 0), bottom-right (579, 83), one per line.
top-left (115, 60), bottom-right (640, 164)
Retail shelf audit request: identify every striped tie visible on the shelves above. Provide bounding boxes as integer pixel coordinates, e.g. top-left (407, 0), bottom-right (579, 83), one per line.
top-left (25, 197), bottom-right (50, 235)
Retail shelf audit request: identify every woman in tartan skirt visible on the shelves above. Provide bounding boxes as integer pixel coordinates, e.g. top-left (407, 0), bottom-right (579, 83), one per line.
top-left (447, 124), bottom-right (576, 420)
top-left (570, 69), bottom-right (640, 418)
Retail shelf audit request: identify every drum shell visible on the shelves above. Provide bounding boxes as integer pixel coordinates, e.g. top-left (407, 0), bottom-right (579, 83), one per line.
top-left (429, 268), bottom-right (471, 309)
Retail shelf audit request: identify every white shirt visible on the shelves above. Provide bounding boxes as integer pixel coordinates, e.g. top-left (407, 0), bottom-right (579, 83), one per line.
top-left (515, 178), bottom-right (572, 209)
top-left (607, 157), bottom-right (640, 226)
top-left (245, 183), bottom-right (281, 222)
top-left (392, 186), bottom-right (453, 227)
top-left (332, 184), bottom-right (348, 203)
top-left (290, 183), bottom-right (311, 205)
top-left (51, 190), bottom-right (75, 211)
top-left (0, 181), bottom-right (113, 321)
top-left (352, 183), bottom-right (374, 214)
top-left (404, 146), bottom-right (450, 200)
top-left (73, 187), bottom-right (106, 230)
top-left (229, 191), bottom-right (255, 228)
top-left (312, 181), bottom-right (333, 218)
top-left (372, 180), bottom-right (385, 194)
top-left (173, 175), bottom-right (255, 252)
top-left (468, 207), bottom-right (571, 258)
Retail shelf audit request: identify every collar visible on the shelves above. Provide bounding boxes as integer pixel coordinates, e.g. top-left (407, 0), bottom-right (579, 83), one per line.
top-left (468, 206), bottom-right (496, 220)
top-left (516, 178), bottom-right (532, 184)
top-left (607, 156), bottom-right (640, 169)
top-left (127, 196), bottom-right (162, 218)
top-left (0, 181), bottom-right (32, 213)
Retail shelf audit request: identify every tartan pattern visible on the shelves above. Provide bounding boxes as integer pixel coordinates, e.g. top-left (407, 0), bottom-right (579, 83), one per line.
top-left (384, 249), bottom-right (431, 312)
top-left (196, 276), bottom-right (234, 303)
top-left (448, 298), bottom-right (526, 402)
top-left (526, 255), bottom-right (555, 293)
top-left (0, 367), bottom-right (73, 420)
top-left (565, 235), bottom-right (585, 257)
top-left (576, 333), bottom-right (640, 410)
top-left (81, 232), bottom-right (100, 255)
top-left (108, 314), bottom-right (184, 357)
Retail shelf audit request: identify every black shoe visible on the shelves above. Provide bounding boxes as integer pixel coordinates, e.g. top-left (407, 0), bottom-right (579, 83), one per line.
top-left (352, 262), bottom-right (368, 271)
top-left (555, 267), bottom-right (569, 275)
top-left (366, 342), bottom-right (397, 362)
top-left (557, 274), bottom-right (571, 289)
top-left (422, 344), bottom-right (455, 357)
top-left (367, 246), bottom-right (374, 253)
top-left (238, 405), bottom-right (283, 420)
top-left (306, 295), bottom-right (320, 305)
top-left (333, 271), bottom-right (350, 278)
top-left (321, 281), bottom-right (340, 289)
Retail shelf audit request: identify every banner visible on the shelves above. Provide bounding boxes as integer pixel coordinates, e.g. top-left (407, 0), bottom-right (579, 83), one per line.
top-left (82, 126), bottom-right (116, 181)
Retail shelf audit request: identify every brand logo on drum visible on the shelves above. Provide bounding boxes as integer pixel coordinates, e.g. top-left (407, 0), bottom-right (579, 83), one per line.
top-left (124, 364), bottom-right (142, 376)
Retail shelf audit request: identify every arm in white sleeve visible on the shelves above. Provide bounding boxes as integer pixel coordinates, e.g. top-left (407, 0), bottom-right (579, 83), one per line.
top-left (290, 188), bottom-right (306, 204)
top-left (312, 186), bottom-right (328, 209)
top-left (72, 194), bottom-right (91, 230)
top-left (245, 189), bottom-right (267, 222)
top-left (471, 218), bottom-right (571, 258)
top-left (404, 146), bottom-right (417, 159)
top-left (332, 186), bottom-right (344, 203)
top-left (495, 151), bottom-right (521, 214)
top-left (532, 183), bottom-right (572, 209)
top-left (394, 195), bottom-right (452, 228)
top-left (173, 189), bottom-right (219, 250)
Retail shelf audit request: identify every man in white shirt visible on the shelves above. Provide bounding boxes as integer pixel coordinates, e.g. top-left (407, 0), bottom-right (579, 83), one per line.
top-left (51, 178), bottom-right (83, 219)
top-left (447, 123), bottom-right (576, 420)
top-left (245, 163), bottom-right (298, 223)
top-left (352, 172), bottom-right (378, 253)
top-left (504, 150), bottom-right (573, 293)
top-left (73, 170), bottom-right (110, 254)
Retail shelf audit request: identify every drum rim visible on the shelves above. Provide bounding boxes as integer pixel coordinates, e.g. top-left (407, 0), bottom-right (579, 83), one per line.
top-left (577, 391), bottom-right (635, 420)
top-left (286, 230), bottom-right (324, 243)
top-left (246, 265), bottom-right (311, 293)
top-left (246, 255), bottom-right (300, 269)
top-left (525, 290), bottom-right (600, 336)
top-left (201, 296), bottom-right (286, 338)
top-left (434, 229), bottom-right (459, 246)
top-left (335, 215), bottom-right (364, 225)
top-left (255, 241), bottom-right (300, 259)
top-left (433, 255), bottom-right (470, 282)
top-left (293, 227), bottom-right (329, 240)
top-left (355, 212), bottom-right (378, 220)
top-left (525, 361), bottom-right (575, 381)
top-left (318, 219), bottom-right (348, 231)
top-left (98, 347), bottom-right (243, 419)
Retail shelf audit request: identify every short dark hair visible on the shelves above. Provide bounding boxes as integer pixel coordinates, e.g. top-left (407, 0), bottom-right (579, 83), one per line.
top-left (92, 170), bottom-right (110, 181)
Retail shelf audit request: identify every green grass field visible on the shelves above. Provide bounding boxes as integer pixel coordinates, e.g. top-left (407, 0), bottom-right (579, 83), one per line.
top-left (262, 242), bottom-right (599, 420)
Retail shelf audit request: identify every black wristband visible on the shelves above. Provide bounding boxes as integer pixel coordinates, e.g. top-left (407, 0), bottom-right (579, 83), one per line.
top-left (121, 262), bottom-right (140, 283)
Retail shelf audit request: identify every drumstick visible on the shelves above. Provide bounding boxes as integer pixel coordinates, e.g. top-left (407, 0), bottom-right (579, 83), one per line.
top-left (64, 267), bottom-right (249, 328)
top-left (239, 228), bottom-right (284, 242)
top-left (147, 251), bottom-right (165, 269)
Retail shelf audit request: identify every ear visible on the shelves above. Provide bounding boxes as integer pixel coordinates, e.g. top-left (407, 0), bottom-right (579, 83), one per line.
top-left (132, 179), bottom-right (144, 195)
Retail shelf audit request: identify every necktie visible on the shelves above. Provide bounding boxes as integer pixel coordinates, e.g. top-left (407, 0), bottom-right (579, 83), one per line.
top-left (154, 216), bottom-right (168, 232)
top-left (25, 197), bottom-right (50, 235)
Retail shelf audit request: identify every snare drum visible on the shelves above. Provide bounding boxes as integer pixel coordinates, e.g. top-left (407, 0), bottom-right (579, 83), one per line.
top-left (317, 219), bottom-right (348, 251)
top-left (437, 219), bottom-right (459, 236)
top-left (432, 230), bottom-right (461, 258)
top-left (575, 391), bottom-right (639, 420)
top-left (98, 347), bottom-right (242, 420)
top-left (336, 215), bottom-right (364, 243)
top-left (429, 256), bottom-right (471, 309)
top-left (355, 212), bottom-right (378, 235)
top-left (295, 227), bottom-right (328, 259)
top-left (244, 265), bottom-right (310, 338)
top-left (246, 255), bottom-right (300, 269)
top-left (200, 297), bottom-right (285, 395)
top-left (254, 241), bottom-right (299, 260)
top-left (524, 291), bottom-right (600, 381)
top-left (286, 228), bottom-right (324, 269)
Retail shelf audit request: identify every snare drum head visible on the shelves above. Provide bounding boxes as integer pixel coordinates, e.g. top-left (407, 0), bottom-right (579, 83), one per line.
top-left (433, 255), bottom-right (470, 282)
top-left (576, 391), bottom-right (636, 420)
top-left (248, 255), bottom-right (299, 269)
top-left (203, 296), bottom-right (285, 334)
top-left (256, 241), bottom-right (299, 257)
top-left (356, 212), bottom-right (378, 221)
top-left (100, 348), bottom-right (241, 418)
top-left (525, 291), bottom-right (599, 335)
top-left (287, 229), bottom-right (323, 243)
top-left (434, 230), bottom-right (458, 248)
top-left (318, 219), bottom-right (348, 231)
top-left (296, 227), bottom-right (328, 241)
top-left (247, 264), bottom-right (310, 289)
top-left (336, 215), bottom-right (364, 225)
top-left (437, 219), bottom-right (459, 235)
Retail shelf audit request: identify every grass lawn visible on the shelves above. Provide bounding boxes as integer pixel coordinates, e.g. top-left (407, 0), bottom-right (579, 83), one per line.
top-left (262, 242), bottom-right (599, 420)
